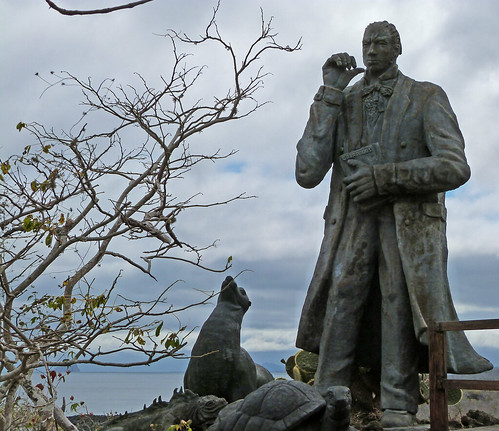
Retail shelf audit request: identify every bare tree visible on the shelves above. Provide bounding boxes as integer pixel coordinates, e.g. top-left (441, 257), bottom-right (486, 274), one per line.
top-left (0, 5), bottom-right (300, 430)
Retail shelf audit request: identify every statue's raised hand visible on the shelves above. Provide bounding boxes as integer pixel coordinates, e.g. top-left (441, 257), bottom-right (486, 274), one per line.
top-left (322, 53), bottom-right (364, 90)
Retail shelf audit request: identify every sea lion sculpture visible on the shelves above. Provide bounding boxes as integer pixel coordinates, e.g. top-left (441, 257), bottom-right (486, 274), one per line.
top-left (184, 276), bottom-right (273, 403)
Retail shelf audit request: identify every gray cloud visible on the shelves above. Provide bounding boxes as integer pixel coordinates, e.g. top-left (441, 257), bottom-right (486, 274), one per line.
top-left (449, 254), bottom-right (499, 314)
top-left (2, 0), bottom-right (498, 370)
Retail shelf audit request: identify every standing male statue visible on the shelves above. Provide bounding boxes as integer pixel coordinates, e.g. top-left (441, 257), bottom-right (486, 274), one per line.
top-left (295, 21), bottom-right (492, 428)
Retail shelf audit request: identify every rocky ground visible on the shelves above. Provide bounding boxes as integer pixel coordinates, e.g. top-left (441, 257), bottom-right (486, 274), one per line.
top-left (350, 390), bottom-right (499, 430)
top-left (70, 389), bottom-right (499, 431)
top-left (417, 390), bottom-right (499, 429)
top-left (69, 414), bottom-right (109, 431)
top-left (350, 368), bottom-right (499, 430)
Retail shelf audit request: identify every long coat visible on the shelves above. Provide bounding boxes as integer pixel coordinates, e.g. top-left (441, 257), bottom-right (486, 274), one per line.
top-left (295, 71), bottom-right (492, 374)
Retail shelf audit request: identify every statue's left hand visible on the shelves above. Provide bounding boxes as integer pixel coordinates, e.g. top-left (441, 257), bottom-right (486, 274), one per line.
top-left (344, 160), bottom-right (377, 202)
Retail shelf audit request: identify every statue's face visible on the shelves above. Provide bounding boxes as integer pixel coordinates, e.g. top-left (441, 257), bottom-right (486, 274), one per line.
top-left (362, 25), bottom-right (398, 75)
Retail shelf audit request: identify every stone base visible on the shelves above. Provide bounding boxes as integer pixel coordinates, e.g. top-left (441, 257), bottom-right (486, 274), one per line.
top-left (383, 425), bottom-right (429, 431)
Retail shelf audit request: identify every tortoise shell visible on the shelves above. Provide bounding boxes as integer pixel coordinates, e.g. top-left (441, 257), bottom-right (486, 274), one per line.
top-left (208, 380), bottom-right (326, 431)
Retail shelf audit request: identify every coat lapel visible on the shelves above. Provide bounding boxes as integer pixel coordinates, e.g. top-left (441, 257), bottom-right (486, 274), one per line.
top-left (344, 79), bottom-right (365, 152)
top-left (381, 72), bottom-right (413, 147)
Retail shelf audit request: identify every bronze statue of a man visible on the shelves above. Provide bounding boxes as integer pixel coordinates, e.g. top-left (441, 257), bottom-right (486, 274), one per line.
top-left (295, 21), bottom-right (492, 427)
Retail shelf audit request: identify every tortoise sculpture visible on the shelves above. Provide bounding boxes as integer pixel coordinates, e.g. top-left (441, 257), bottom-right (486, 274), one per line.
top-left (207, 380), bottom-right (356, 431)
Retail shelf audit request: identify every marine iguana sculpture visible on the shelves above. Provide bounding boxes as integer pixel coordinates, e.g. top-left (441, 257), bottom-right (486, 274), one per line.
top-left (184, 276), bottom-right (273, 403)
top-left (99, 388), bottom-right (227, 431)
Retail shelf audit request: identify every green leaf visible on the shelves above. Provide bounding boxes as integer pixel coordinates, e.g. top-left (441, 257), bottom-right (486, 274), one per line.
top-left (39, 180), bottom-right (49, 191)
top-left (31, 181), bottom-right (39, 192)
top-left (23, 216), bottom-right (34, 232)
top-left (1, 161), bottom-right (11, 175)
top-left (165, 333), bottom-right (180, 349)
top-left (45, 233), bottom-right (53, 247)
top-left (155, 321), bottom-right (164, 337)
top-left (16, 121), bottom-right (27, 132)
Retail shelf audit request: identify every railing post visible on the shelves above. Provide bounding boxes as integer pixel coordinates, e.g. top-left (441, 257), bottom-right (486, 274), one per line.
top-left (429, 322), bottom-right (448, 431)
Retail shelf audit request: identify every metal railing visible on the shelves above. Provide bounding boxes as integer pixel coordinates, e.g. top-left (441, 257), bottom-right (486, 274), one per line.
top-left (429, 318), bottom-right (499, 431)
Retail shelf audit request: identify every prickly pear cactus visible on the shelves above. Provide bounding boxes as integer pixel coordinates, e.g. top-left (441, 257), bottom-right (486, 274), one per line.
top-left (419, 374), bottom-right (463, 406)
top-left (294, 350), bottom-right (318, 384)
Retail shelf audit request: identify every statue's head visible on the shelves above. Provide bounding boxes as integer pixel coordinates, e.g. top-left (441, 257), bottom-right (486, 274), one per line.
top-left (218, 276), bottom-right (251, 312)
top-left (362, 21), bottom-right (401, 76)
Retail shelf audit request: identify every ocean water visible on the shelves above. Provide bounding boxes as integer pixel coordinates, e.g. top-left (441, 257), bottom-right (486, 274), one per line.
top-left (43, 372), bottom-right (185, 415)
top-left (38, 372), bottom-right (288, 415)
top-left (38, 369), bottom-right (499, 416)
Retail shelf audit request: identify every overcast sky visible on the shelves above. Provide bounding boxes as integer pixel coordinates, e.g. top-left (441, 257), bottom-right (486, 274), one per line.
top-left (1, 0), bottom-right (498, 372)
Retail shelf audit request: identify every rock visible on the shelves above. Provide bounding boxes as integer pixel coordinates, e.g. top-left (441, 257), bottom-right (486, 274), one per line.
top-left (461, 409), bottom-right (499, 428)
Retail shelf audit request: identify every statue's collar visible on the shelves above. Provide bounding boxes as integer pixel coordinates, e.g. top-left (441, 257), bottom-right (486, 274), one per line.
top-left (364, 65), bottom-right (399, 86)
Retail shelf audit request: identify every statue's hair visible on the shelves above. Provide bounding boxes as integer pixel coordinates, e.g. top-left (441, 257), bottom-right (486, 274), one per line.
top-left (365, 21), bottom-right (402, 56)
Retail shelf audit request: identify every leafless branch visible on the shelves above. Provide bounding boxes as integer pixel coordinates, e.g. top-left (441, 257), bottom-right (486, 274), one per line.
top-left (1, 5), bottom-right (300, 428)
top-left (45, 0), bottom-right (155, 16)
